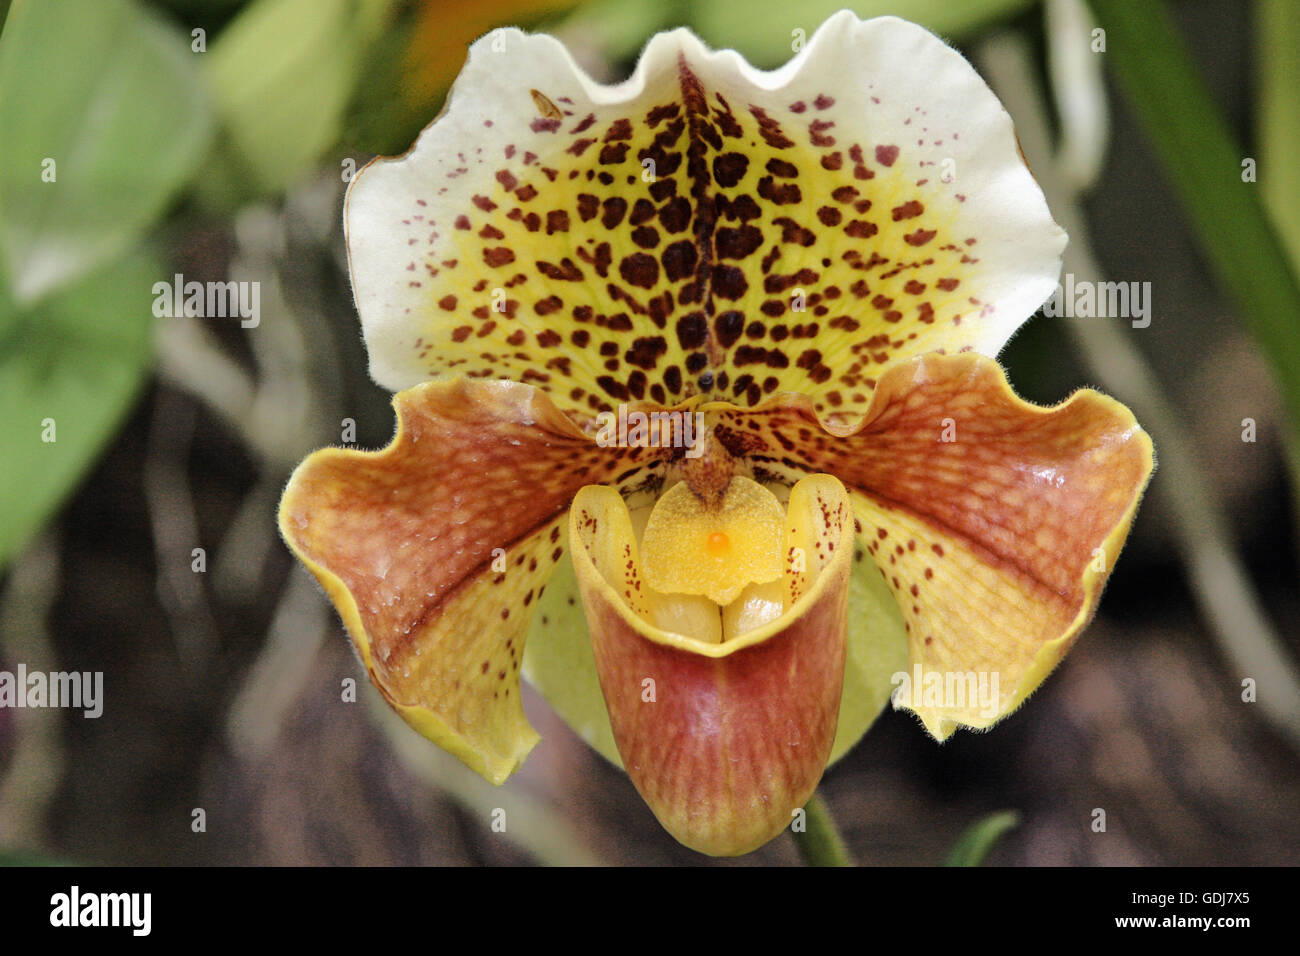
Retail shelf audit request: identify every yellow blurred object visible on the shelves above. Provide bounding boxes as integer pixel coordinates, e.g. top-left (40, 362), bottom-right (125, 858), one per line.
top-left (399, 0), bottom-right (589, 117)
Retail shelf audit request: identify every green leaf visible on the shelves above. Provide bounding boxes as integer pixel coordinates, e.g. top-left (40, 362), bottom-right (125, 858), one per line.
top-left (944, 810), bottom-right (1020, 866)
top-left (204, 0), bottom-right (395, 197)
top-left (1089, 0), bottom-right (1300, 438)
top-left (1256, 0), bottom-right (1300, 542)
top-left (1259, 0), bottom-right (1300, 274)
top-left (0, 249), bottom-right (158, 572)
top-left (0, 0), bottom-right (212, 304)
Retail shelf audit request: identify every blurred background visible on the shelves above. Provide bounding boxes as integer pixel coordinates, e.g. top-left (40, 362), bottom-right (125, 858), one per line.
top-left (0, 0), bottom-right (1297, 865)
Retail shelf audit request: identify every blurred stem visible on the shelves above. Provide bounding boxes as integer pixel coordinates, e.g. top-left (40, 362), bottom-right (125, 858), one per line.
top-left (225, 568), bottom-right (329, 760)
top-left (144, 388), bottom-right (219, 688)
top-left (944, 810), bottom-right (1020, 867)
top-left (793, 792), bottom-right (853, 866)
top-left (0, 535), bottom-right (65, 851)
top-left (1089, 0), bottom-right (1300, 481)
top-left (372, 697), bottom-right (604, 867)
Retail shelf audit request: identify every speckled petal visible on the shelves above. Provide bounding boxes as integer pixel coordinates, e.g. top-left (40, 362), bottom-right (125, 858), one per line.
top-left (347, 12), bottom-right (1065, 419)
top-left (716, 351), bottom-right (1154, 739)
top-left (277, 378), bottom-right (660, 783)
top-left (568, 474), bottom-right (854, 856)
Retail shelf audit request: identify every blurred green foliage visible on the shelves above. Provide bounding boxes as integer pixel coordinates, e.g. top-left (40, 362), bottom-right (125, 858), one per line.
top-left (570, 0), bottom-right (1037, 68)
top-left (1091, 0), bottom-right (1300, 473)
top-left (0, 0), bottom-right (210, 303)
top-left (0, 849), bottom-right (73, 865)
top-left (0, 0), bottom-right (210, 571)
top-left (690, 0), bottom-right (1037, 65)
top-left (1259, 0), bottom-right (1300, 275)
top-left (202, 0), bottom-right (394, 200)
top-left (0, 251), bottom-right (160, 570)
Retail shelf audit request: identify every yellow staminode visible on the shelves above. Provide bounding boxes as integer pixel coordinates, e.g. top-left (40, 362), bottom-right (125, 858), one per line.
top-left (640, 476), bottom-right (785, 606)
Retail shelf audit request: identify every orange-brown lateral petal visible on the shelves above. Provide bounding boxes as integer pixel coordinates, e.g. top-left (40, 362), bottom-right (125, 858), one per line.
top-left (716, 351), bottom-right (1154, 737)
top-left (569, 476), bottom-right (854, 856)
top-left (278, 378), bottom-right (659, 783)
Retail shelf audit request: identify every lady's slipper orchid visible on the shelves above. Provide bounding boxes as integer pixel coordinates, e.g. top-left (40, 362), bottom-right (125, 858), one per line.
top-left (279, 12), bottom-right (1153, 857)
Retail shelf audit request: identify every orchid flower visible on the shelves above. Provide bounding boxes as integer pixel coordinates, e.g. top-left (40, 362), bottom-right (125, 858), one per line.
top-left (278, 12), bottom-right (1154, 857)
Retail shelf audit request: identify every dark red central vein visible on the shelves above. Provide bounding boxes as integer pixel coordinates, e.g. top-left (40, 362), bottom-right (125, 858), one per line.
top-left (677, 56), bottom-right (722, 384)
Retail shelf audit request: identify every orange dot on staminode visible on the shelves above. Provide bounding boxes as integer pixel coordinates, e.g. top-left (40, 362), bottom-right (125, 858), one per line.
top-left (706, 531), bottom-right (731, 555)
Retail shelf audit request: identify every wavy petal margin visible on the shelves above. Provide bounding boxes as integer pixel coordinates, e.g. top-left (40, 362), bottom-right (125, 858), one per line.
top-left (716, 351), bottom-right (1154, 739)
top-left (278, 378), bottom-right (660, 782)
top-left (347, 12), bottom-right (1065, 420)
